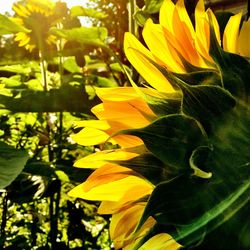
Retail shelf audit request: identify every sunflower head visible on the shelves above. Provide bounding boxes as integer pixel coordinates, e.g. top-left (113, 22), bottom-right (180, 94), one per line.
top-left (13, 0), bottom-right (67, 51)
top-left (69, 0), bottom-right (250, 249)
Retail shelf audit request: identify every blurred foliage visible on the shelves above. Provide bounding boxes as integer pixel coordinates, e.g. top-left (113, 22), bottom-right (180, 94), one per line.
top-left (0, 0), bottom-right (135, 248)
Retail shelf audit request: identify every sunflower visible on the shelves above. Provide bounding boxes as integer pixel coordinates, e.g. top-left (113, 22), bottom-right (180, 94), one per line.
top-left (70, 0), bottom-right (250, 249)
top-left (124, 0), bottom-right (250, 93)
top-left (13, 0), bottom-right (66, 51)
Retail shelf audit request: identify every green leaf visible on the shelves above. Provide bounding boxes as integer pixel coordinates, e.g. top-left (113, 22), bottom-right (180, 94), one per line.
top-left (70, 6), bottom-right (107, 19)
top-left (0, 76), bottom-right (22, 88)
top-left (97, 76), bottom-right (118, 87)
top-left (144, 0), bottom-right (164, 14)
top-left (119, 114), bottom-right (208, 173)
top-left (0, 14), bottom-right (30, 35)
top-left (0, 85), bottom-right (99, 113)
top-left (55, 170), bottom-right (70, 182)
top-left (63, 57), bottom-right (81, 73)
top-left (50, 27), bottom-right (108, 47)
top-left (134, 10), bottom-right (150, 27)
top-left (0, 64), bottom-right (32, 74)
top-left (0, 141), bottom-right (28, 189)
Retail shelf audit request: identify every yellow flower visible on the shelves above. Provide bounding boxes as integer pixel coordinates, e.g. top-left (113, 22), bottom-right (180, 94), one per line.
top-left (223, 13), bottom-right (250, 57)
top-left (68, 162), bottom-right (155, 249)
top-left (69, 1), bottom-right (250, 249)
top-left (13, 0), bottom-right (63, 51)
top-left (124, 0), bottom-right (249, 93)
top-left (69, 87), bottom-right (169, 248)
top-left (71, 87), bottom-right (157, 148)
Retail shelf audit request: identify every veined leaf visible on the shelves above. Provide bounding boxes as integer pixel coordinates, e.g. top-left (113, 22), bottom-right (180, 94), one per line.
top-left (0, 64), bottom-right (32, 74)
top-left (0, 141), bottom-right (28, 189)
top-left (0, 14), bottom-right (30, 35)
top-left (70, 6), bottom-right (107, 19)
top-left (63, 57), bottom-right (81, 73)
top-left (144, 0), bottom-right (164, 14)
top-left (50, 27), bottom-right (108, 47)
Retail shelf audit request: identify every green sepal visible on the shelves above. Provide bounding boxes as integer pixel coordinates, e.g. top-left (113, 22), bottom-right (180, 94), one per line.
top-left (113, 153), bottom-right (170, 185)
top-left (180, 84), bottom-right (236, 131)
top-left (129, 49), bottom-right (236, 128)
top-left (208, 12), bottom-right (250, 100)
top-left (124, 67), bottom-right (182, 116)
top-left (141, 55), bottom-right (236, 128)
top-left (117, 114), bottom-right (208, 173)
top-left (143, 92), bottom-right (181, 116)
top-left (189, 146), bottom-right (213, 179)
top-left (173, 70), bottom-right (221, 87)
top-left (135, 174), bottom-right (250, 248)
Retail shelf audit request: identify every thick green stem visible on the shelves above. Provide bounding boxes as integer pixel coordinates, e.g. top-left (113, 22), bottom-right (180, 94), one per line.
top-left (128, 0), bottom-right (138, 36)
top-left (57, 31), bottom-right (64, 161)
top-left (39, 51), bottom-right (48, 92)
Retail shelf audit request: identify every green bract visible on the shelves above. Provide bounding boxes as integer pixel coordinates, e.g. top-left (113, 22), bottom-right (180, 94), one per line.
top-left (113, 17), bottom-right (250, 249)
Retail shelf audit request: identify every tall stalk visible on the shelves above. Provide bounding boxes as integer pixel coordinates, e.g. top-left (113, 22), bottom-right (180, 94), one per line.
top-left (128, 0), bottom-right (138, 36)
top-left (57, 28), bottom-right (64, 161)
top-left (36, 30), bottom-right (53, 162)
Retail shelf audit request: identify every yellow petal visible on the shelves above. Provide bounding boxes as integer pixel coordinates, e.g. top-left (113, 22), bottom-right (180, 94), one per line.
top-left (83, 164), bottom-right (133, 192)
top-left (73, 120), bottom-right (110, 130)
top-left (71, 127), bottom-right (110, 146)
top-left (98, 181), bottom-right (153, 214)
top-left (14, 32), bottom-right (26, 41)
top-left (175, 0), bottom-right (195, 38)
top-left (223, 12), bottom-right (242, 53)
top-left (92, 102), bottom-right (152, 128)
top-left (195, 0), bottom-right (210, 59)
top-left (18, 34), bottom-right (30, 47)
top-left (13, 4), bottom-right (31, 17)
top-left (124, 32), bottom-right (174, 93)
top-left (110, 204), bottom-right (146, 249)
top-left (237, 18), bottom-right (250, 57)
top-left (68, 175), bottom-right (152, 202)
top-left (74, 149), bottom-right (139, 169)
top-left (95, 87), bottom-right (140, 102)
top-left (113, 134), bottom-right (144, 148)
top-left (138, 233), bottom-right (181, 250)
top-left (207, 9), bottom-right (221, 44)
top-left (159, 0), bottom-right (175, 33)
top-left (142, 19), bottom-right (184, 73)
top-left (172, 2), bottom-right (205, 67)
